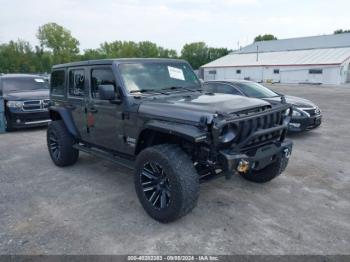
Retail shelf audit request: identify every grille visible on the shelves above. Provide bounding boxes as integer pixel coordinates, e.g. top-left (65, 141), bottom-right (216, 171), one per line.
top-left (231, 110), bottom-right (285, 150)
top-left (23, 100), bottom-right (41, 111)
top-left (43, 99), bottom-right (50, 109)
top-left (304, 107), bottom-right (320, 116)
top-left (22, 100), bottom-right (49, 111)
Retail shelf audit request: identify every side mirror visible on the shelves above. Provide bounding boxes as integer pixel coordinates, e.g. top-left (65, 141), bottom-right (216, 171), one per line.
top-left (98, 85), bottom-right (115, 100)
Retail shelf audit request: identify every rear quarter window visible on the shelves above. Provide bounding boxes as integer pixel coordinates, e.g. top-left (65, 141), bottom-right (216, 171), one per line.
top-left (51, 70), bottom-right (65, 96)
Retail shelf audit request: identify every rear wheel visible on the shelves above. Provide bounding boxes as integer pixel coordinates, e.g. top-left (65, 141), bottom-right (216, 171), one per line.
top-left (47, 120), bottom-right (79, 167)
top-left (240, 156), bottom-right (288, 183)
top-left (134, 144), bottom-right (199, 223)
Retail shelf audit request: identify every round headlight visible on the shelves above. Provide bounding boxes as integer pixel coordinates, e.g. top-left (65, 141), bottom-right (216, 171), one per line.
top-left (219, 126), bottom-right (237, 144)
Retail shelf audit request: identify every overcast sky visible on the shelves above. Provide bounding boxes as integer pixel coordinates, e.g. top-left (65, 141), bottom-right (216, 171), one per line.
top-left (1, 0), bottom-right (350, 52)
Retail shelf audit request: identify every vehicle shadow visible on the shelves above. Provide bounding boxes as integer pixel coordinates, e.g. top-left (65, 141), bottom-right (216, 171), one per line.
top-left (286, 130), bottom-right (321, 140)
top-left (5, 125), bottom-right (48, 134)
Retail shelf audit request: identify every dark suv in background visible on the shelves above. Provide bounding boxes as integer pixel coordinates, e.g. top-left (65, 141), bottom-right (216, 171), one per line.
top-left (0, 74), bottom-right (50, 131)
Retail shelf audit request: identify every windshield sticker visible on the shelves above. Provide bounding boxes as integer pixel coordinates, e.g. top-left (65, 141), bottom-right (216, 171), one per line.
top-left (34, 78), bottom-right (45, 83)
top-left (168, 66), bottom-right (185, 81)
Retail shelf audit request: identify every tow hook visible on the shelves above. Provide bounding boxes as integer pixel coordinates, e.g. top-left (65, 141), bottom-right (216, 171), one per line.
top-left (237, 160), bottom-right (250, 173)
top-left (284, 148), bottom-right (291, 159)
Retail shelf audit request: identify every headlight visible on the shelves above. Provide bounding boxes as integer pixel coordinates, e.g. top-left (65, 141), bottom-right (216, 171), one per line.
top-left (292, 109), bottom-right (302, 117)
top-left (284, 108), bottom-right (291, 116)
top-left (219, 125), bottom-right (237, 144)
top-left (6, 101), bottom-right (23, 108)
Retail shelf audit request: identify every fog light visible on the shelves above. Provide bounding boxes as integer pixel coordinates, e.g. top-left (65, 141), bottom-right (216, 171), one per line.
top-left (16, 119), bottom-right (21, 124)
top-left (289, 123), bottom-right (301, 128)
top-left (284, 148), bottom-right (291, 159)
top-left (237, 160), bottom-right (250, 173)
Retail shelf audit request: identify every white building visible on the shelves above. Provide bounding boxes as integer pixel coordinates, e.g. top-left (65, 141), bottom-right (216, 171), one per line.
top-left (201, 33), bottom-right (350, 85)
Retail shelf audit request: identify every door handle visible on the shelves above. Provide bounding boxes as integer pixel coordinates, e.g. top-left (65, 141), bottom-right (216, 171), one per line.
top-left (66, 104), bottom-right (76, 110)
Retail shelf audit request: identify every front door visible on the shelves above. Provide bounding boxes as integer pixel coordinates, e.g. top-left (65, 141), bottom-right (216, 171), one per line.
top-left (85, 66), bottom-right (124, 152)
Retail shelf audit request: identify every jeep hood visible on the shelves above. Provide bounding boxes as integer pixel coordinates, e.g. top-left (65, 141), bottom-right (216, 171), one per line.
top-left (139, 93), bottom-right (270, 123)
top-left (4, 89), bottom-right (49, 101)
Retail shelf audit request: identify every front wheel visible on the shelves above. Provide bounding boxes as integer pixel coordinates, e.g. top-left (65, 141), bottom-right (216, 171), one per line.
top-left (240, 156), bottom-right (289, 183)
top-left (134, 144), bottom-right (199, 223)
top-left (47, 120), bottom-right (79, 167)
top-left (5, 114), bottom-right (14, 132)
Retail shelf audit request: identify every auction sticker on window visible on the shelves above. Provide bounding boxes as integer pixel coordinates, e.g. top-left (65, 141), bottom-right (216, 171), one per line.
top-left (168, 66), bottom-right (185, 80)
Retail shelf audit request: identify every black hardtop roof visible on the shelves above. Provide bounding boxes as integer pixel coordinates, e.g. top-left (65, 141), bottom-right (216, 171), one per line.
top-left (52, 58), bottom-right (188, 69)
top-left (0, 74), bottom-right (44, 79)
top-left (205, 79), bottom-right (255, 85)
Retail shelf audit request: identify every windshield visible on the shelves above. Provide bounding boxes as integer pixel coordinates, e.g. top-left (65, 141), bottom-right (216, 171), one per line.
top-left (2, 77), bottom-right (49, 94)
top-left (119, 62), bottom-right (200, 93)
top-left (235, 82), bottom-right (279, 98)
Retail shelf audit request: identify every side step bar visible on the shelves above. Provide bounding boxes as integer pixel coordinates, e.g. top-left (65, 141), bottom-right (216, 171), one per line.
top-left (73, 144), bottom-right (135, 170)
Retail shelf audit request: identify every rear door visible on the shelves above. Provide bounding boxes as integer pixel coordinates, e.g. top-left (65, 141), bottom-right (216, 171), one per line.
top-left (66, 67), bottom-right (89, 140)
top-left (85, 65), bottom-right (125, 151)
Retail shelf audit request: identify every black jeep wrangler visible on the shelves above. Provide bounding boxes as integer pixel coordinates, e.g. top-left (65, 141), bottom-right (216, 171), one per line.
top-left (47, 59), bottom-right (293, 222)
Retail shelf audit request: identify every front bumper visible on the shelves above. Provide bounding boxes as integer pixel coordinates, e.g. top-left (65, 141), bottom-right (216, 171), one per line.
top-left (7, 110), bottom-right (51, 128)
top-left (219, 140), bottom-right (293, 175)
top-left (288, 115), bottom-right (322, 132)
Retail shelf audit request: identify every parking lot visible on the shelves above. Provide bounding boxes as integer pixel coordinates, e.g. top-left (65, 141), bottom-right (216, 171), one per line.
top-left (0, 84), bottom-right (350, 255)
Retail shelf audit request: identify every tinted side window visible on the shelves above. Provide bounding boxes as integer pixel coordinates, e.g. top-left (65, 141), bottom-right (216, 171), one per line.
top-left (309, 69), bottom-right (323, 74)
top-left (214, 83), bottom-right (241, 95)
top-left (202, 83), bottom-right (217, 93)
top-left (51, 70), bottom-right (65, 96)
top-left (69, 69), bottom-right (85, 97)
top-left (91, 68), bottom-right (116, 99)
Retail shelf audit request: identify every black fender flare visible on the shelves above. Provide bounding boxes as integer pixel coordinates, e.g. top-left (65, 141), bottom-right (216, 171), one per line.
top-left (49, 107), bottom-right (80, 138)
top-left (142, 120), bottom-right (207, 143)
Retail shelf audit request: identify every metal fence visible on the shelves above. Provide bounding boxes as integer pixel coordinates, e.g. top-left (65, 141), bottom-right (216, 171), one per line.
top-left (0, 96), bottom-right (5, 133)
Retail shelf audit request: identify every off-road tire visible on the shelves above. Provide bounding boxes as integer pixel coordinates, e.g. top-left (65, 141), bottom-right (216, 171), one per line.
top-left (47, 120), bottom-right (79, 167)
top-left (240, 156), bottom-right (289, 183)
top-left (134, 144), bottom-right (199, 223)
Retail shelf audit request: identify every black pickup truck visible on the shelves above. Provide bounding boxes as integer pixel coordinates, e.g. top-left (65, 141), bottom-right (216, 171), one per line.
top-left (47, 59), bottom-right (293, 222)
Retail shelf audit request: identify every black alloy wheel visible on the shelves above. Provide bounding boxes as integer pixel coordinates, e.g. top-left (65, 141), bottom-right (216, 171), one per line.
top-left (48, 129), bottom-right (60, 161)
top-left (141, 162), bottom-right (171, 210)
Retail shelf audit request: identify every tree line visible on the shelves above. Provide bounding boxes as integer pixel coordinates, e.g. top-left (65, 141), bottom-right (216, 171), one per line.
top-left (1, 22), bottom-right (348, 74)
top-left (0, 23), bottom-right (231, 74)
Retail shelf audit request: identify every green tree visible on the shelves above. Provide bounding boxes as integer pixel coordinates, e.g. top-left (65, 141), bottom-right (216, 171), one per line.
top-left (0, 40), bottom-right (37, 73)
top-left (158, 47), bottom-right (178, 58)
top-left (254, 34), bottom-right (278, 42)
top-left (334, 29), bottom-right (350, 34)
top-left (80, 48), bottom-right (106, 61)
top-left (37, 22), bottom-right (80, 64)
top-left (137, 41), bottom-right (159, 57)
top-left (181, 42), bottom-right (209, 69)
top-left (33, 46), bottom-right (52, 73)
top-left (97, 40), bottom-right (177, 59)
top-left (208, 47), bottom-right (230, 61)
top-left (99, 41), bottom-right (139, 58)
top-left (181, 42), bottom-right (230, 69)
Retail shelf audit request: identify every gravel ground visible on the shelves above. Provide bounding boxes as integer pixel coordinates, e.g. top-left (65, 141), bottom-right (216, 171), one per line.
top-left (0, 84), bottom-right (349, 255)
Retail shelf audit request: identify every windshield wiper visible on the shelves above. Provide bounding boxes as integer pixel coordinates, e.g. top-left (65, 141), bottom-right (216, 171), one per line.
top-left (129, 89), bottom-right (168, 95)
top-left (160, 86), bottom-right (197, 92)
